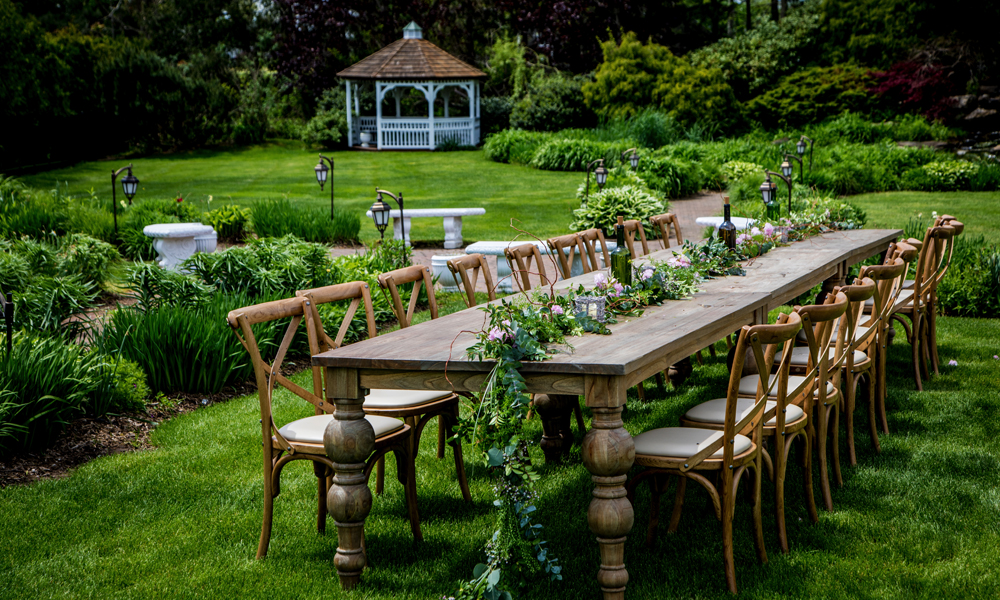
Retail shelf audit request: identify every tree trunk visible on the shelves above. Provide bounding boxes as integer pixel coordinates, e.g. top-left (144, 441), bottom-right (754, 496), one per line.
top-left (781, 0), bottom-right (788, 18)
top-left (746, 0), bottom-right (752, 30)
top-left (771, 0), bottom-right (779, 22)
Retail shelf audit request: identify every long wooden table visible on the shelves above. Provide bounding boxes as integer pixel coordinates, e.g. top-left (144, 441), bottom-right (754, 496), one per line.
top-left (313, 228), bottom-right (901, 598)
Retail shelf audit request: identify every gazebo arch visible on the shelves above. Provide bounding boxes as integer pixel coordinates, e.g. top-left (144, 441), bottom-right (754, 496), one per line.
top-left (338, 22), bottom-right (486, 150)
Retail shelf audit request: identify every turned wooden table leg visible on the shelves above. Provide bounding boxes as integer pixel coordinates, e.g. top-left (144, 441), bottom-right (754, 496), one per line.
top-left (534, 393), bottom-right (575, 462)
top-left (323, 367), bottom-right (373, 590)
top-left (582, 376), bottom-right (635, 600)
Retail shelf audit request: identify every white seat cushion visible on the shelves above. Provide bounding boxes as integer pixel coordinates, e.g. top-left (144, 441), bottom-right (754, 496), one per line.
top-left (634, 427), bottom-right (752, 458)
top-left (738, 374), bottom-right (836, 397)
top-left (776, 346), bottom-right (869, 366)
top-left (684, 398), bottom-right (805, 426)
top-left (278, 414), bottom-right (404, 444)
top-left (364, 388), bottom-right (452, 409)
top-left (902, 279), bottom-right (914, 289)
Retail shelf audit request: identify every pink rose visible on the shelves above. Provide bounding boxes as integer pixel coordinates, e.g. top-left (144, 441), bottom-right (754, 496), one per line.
top-left (594, 273), bottom-right (608, 289)
top-left (551, 305), bottom-right (564, 315)
top-left (763, 223), bottom-right (775, 236)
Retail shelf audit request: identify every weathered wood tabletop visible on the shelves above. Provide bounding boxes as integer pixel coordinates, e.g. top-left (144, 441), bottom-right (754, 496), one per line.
top-left (313, 228), bottom-right (901, 599)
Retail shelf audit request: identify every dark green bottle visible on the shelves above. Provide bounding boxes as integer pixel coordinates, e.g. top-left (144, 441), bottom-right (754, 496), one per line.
top-left (765, 197), bottom-right (781, 223)
top-left (719, 196), bottom-right (737, 250)
top-left (610, 215), bottom-right (633, 285)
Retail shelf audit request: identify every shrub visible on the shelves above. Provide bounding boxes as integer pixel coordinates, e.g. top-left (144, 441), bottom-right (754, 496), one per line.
top-left (746, 65), bottom-right (877, 128)
top-left (100, 292), bottom-right (285, 394)
top-left (575, 166), bottom-right (652, 202)
top-left (635, 157), bottom-right (703, 199)
top-left (126, 263), bottom-right (216, 310)
top-left (937, 236), bottom-right (1000, 318)
top-left (181, 235), bottom-right (342, 297)
top-left (58, 234), bottom-right (121, 288)
top-left (249, 198), bottom-right (360, 243)
top-left (510, 73), bottom-right (596, 132)
top-left (480, 96), bottom-right (513, 137)
top-left (688, 6), bottom-right (823, 99)
top-left (901, 160), bottom-right (981, 192)
top-left (301, 87), bottom-right (348, 149)
top-left (570, 185), bottom-right (666, 238)
top-left (721, 161), bottom-right (766, 183)
top-left (969, 162), bottom-right (1000, 191)
top-left (530, 139), bottom-right (634, 172)
top-left (0, 332), bottom-right (99, 456)
top-left (203, 204), bottom-right (251, 243)
top-left (13, 275), bottom-right (97, 336)
top-left (482, 129), bottom-right (551, 164)
top-left (91, 358), bottom-right (150, 416)
top-left (599, 109), bottom-right (681, 149)
top-left (583, 33), bottom-right (742, 132)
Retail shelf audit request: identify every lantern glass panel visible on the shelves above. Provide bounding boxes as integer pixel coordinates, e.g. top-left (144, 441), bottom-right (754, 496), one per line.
top-left (760, 181), bottom-right (773, 204)
top-left (781, 161), bottom-right (792, 177)
top-left (630, 153), bottom-right (639, 169)
top-left (595, 166), bottom-right (608, 187)
top-left (797, 140), bottom-right (806, 155)
top-left (573, 295), bottom-right (606, 322)
top-left (370, 201), bottom-right (390, 228)
top-left (121, 173), bottom-right (139, 199)
top-left (315, 163), bottom-right (328, 184)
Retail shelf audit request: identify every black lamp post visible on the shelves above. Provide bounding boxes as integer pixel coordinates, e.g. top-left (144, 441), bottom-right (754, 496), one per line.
top-left (371, 188), bottom-right (404, 245)
top-left (784, 153), bottom-right (803, 181)
top-left (315, 154), bottom-right (335, 219)
top-left (585, 159), bottom-right (608, 205)
top-left (765, 170), bottom-right (793, 217)
top-left (620, 147), bottom-right (640, 169)
top-left (797, 135), bottom-right (814, 174)
top-left (111, 164), bottom-right (139, 237)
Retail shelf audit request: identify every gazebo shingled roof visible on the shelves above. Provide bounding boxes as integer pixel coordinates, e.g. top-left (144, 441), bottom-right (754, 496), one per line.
top-left (337, 37), bottom-right (485, 80)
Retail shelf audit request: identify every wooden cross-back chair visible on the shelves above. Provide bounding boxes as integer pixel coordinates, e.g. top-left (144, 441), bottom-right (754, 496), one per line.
top-left (377, 264), bottom-right (438, 327)
top-left (503, 243), bottom-right (551, 292)
top-left (889, 224), bottom-right (958, 391)
top-left (307, 274), bottom-right (471, 503)
top-left (924, 217), bottom-right (963, 374)
top-left (626, 313), bottom-right (803, 593)
top-left (447, 253), bottom-right (496, 309)
top-left (857, 249), bottom-right (912, 438)
top-left (227, 295), bottom-right (421, 560)
top-left (577, 228), bottom-right (611, 270)
top-left (683, 301), bottom-right (836, 553)
top-left (831, 277), bottom-right (878, 466)
top-left (546, 233), bottom-right (592, 280)
top-left (622, 219), bottom-right (651, 257)
top-left (649, 213), bottom-right (683, 251)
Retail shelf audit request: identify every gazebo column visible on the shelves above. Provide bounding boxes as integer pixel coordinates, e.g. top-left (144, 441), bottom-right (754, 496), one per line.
top-left (345, 80), bottom-right (353, 146)
top-left (442, 87), bottom-right (451, 118)
top-left (376, 82), bottom-right (384, 148)
top-left (393, 88), bottom-right (403, 118)
top-left (425, 83), bottom-right (439, 150)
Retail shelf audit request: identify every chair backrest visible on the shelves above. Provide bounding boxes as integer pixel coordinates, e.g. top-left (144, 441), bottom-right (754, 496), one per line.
top-left (296, 281), bottom-right (380, 404)
top-left (683, 312), bottom-right (802, 473)
top-left (377, 265), bottom-right (438, 328)
top-left (578, 228), bottom-right (611, 271)
top-left (227, 296), bottom-right (328, 453)
top-left (860, 255), bottom-right (909, 335)
top-left (503, 243), bottom-right (550, 292)
top-left (795, 291), bottom-right (850, 409)
top-left (622, 219), bottom-right (651, 257)
top-left (649, 213), bottom-right (683, 250)
top-left (447, 254), bottom-right (496, 308)
top-left (909, 225), bottom-right (957, 307)
top-left (927, 222), bottom-right (961, 291)
top-left (546, 233), bottom-right (591, 280)
top-left (836, 276), bottom-right (877, 353)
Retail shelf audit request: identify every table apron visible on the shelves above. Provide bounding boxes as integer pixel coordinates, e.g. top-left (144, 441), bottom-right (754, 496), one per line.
top-left (357, 368), bottom-right (586, 395)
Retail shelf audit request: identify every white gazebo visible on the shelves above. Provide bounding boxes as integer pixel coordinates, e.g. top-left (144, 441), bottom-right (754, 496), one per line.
top-left (338, 22), bottom-right (486, 150)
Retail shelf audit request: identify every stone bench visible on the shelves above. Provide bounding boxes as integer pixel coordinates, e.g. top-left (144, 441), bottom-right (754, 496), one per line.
top-left (363, 208), bottom-right (485, 249)
top-left (465, 239), bottom-right (618, 293)
top-left (143, 223), bottom-right (217, 271)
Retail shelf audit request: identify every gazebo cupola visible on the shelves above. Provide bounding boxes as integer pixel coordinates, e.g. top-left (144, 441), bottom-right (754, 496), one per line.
top-left (338, 22), bottom-right (486, 150)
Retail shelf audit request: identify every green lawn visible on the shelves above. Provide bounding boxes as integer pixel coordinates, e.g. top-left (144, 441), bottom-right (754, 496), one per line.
top-left (21, 141), bottom-right (583, 244)
top-left (2, 310), bottom-right (999, 599)
top-left (849, 191), bottom-right (1000, 243)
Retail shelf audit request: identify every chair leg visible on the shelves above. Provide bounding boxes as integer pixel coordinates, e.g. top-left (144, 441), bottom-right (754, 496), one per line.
top-left (447, 407), bottom-right (473, 503)
top-left (816, 401), bottom-right (834, 512)
top-left (437, 415), bottom-right (446, 459)
top-left (751, 459), bottom-right (768, 565)
top-left (877, 330), bottom-right (891, 436)
top-left (722, 475), bottom-right (738, 594)
top-left (708, 342), bottom-right (718, 359)
top-left (667, 476), bottom-right (687, 533)
top-left (929, 300), bottom-right (940, 375)
top-left (920, 315), bottom-right (932, 381)
top-left (646, 475), bottom-right (665, 547)
top-left (911, 311), bottom-right (924, 392)
top-left (375, 458), bottom-right (385, 496)
top-left (315, 461), bottom-right (328, 535)
top-left (830, 403), bottom-right (843, 488)
top-left (257, 456), bottom-right (275, 559)
top-left (573, 400), bottom-right (587, 435)
top-left (774, 433), bottom-right (790, 553)
top-left (867, 371), bottom-right (881, 454)
top-left (636, 380), bottom-right (645, 401)
top-left (695, 350), bottom-right (704, 366)
top-left (845, 370), bottom-right (858, 466)
top-left (800, 431), bottom-right (819, 524)
top-left (394, 446), bottom-right (423, 543)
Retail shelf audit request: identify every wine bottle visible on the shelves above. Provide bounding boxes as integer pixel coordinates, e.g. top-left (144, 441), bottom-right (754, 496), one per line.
top-left (765, 196), bottom-right (781, 223)
top-left (610, 215), bottom-right (633, 286)
top-left (719, 196), bottom-right (737, 250)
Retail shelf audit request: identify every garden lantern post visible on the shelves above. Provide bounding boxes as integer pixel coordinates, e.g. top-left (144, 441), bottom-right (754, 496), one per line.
top-left (315, 154), bottom-right (335, 219)
top-left (621, 148), bottom-right (640, 170)
top-left (111, 164), bottom-right (139, 238)
top-left (784, 153), bottom-right (803, 180)
top-left (372, 188), bottom-right (404, 245)
top-left (585, 159), bottom-right (608, 206)
top-left (797, 135), bottom-right (814, 174)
